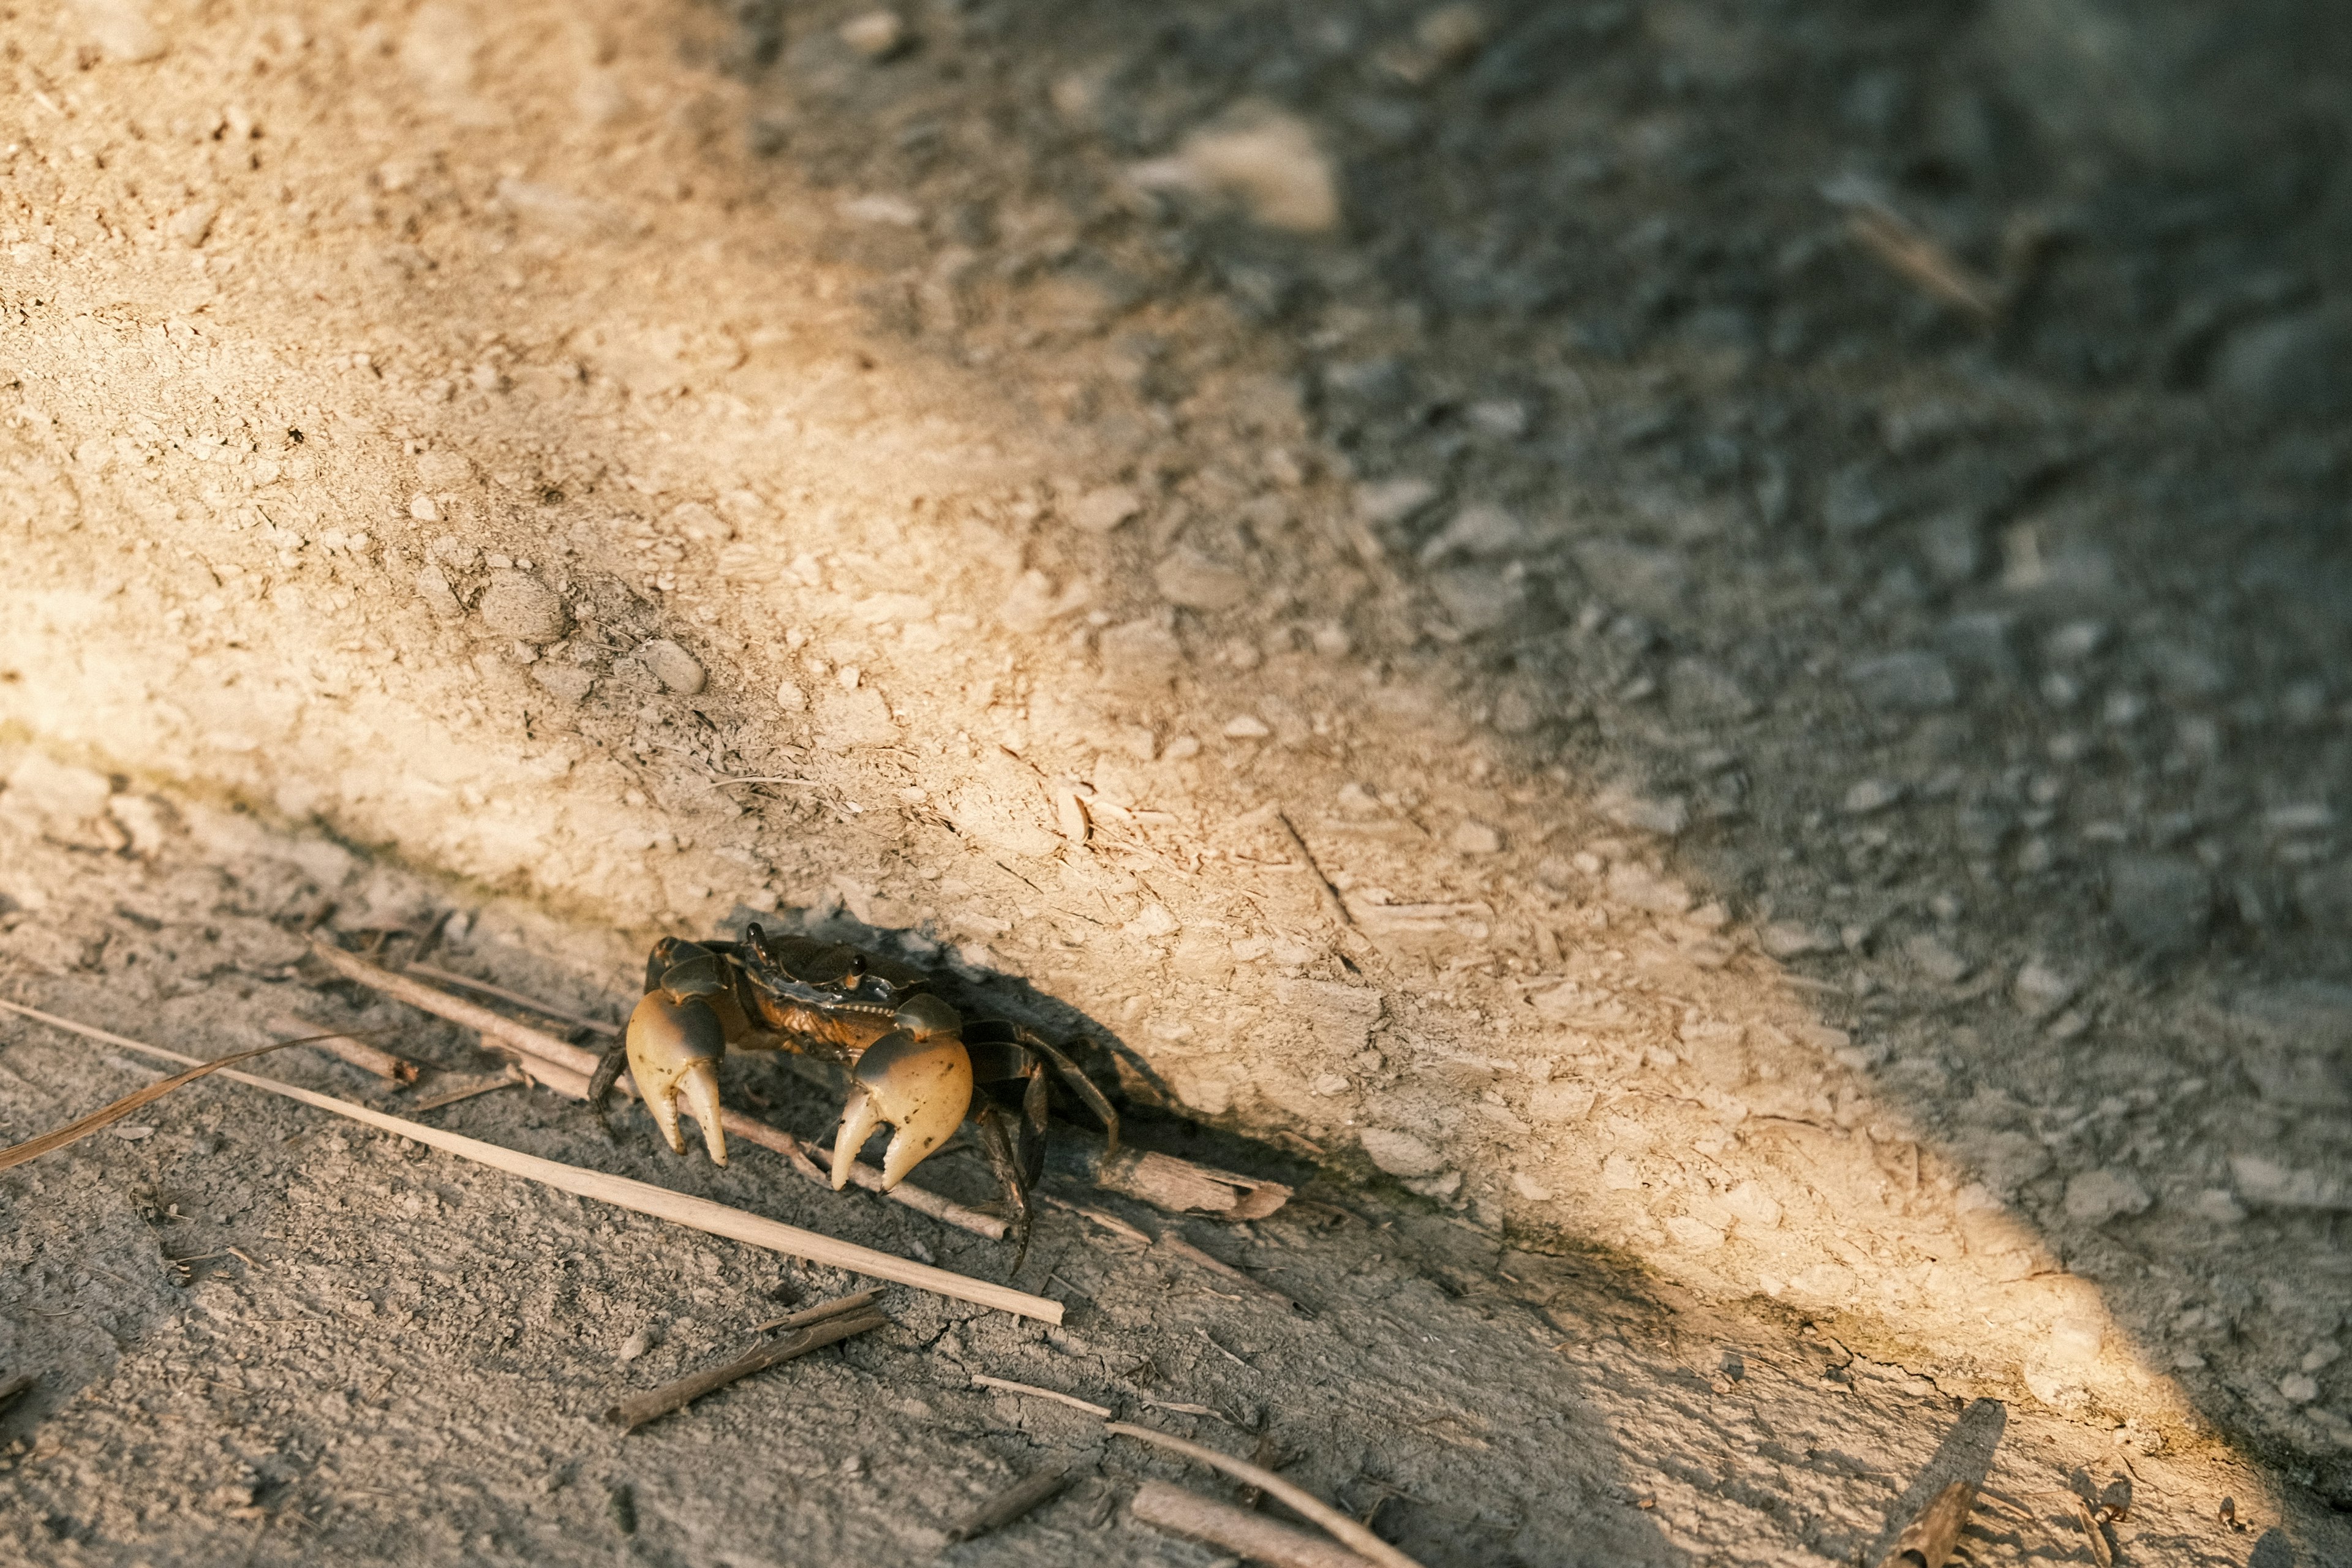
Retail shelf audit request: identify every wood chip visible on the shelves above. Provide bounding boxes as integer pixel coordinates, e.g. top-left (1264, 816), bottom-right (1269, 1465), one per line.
top-left (946, 1460), bottom-right (1080, 1543)
top-left (1106, 1423), bottom-right (1427, 1568)
top-left (971, 1374), bottom-right (1114, 1418)
top-left (1131, 1479), bottom-right (1378, 1568)
top-left (606, 1307), bottom-right (888, 1431)
top-left (270, 1012), bottom-right (419, 1084)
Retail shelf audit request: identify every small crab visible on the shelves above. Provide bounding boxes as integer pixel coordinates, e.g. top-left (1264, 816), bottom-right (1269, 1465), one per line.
top-left (590, 925), bottom-right (1117, 1272)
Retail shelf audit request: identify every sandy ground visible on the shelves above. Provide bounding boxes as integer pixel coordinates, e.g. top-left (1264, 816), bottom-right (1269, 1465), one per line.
top-left (2, 0), bottom-right (2349, 1562)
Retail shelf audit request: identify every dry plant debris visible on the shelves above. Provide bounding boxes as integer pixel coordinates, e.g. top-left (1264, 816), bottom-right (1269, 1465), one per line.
top-left (0, 998), bottom-right (1062, 1321)
top-left (1874, 1480), bottom-right (1977, 1568)
top-left (605, 1291), bottom-right (891, 1432)
top-left (944, 1460), bottom-right (1082, 1544)
top-left (1107, 1422), bottom-right (1427, 1568)
top-left (1131, 1479), bottom-right (1377, 1568)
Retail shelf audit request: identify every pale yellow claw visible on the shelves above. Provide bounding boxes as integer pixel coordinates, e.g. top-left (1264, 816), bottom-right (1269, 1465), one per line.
top-left (626, 992), bottom-right (729, 1167)
top-left (829, 1027), bottom-right (973, 1191)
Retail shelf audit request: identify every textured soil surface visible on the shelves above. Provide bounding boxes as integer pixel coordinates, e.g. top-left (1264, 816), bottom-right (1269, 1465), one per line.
top-left (3, 0), bottom-right (2349, 1562)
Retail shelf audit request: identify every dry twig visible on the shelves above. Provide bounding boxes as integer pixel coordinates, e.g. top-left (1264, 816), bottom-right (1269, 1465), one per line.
top-left (403, 963), bottom-right (619, 1035)
top-left (971, 1375), bottom-right (1114, 1418)
top-left (1844, 204), bottom-right (2000, 323)
top-left (945, 1460), bottom-right (1080, 1543)
top-left (1131, 1479), bottom-right (1377, 1568)
top-left (1875, 1480), bottom-right (1978, 1568)
top-left (1158, 1232), bottom-right (1309, 1315)
top-left (0, 998), bottom-right (1063, 1322)
top-left (270, 1012), bottom-right (419, 1084)
top-left (750, 1286), bottom-right (884, 1335)
top-left (606, 1305), bottom-right (888, 1431)
top-left (1272, 810), bottom-right (1359, 932)
top-left (408, 1066), bottom-right (526, 1112)
top-left (1106, 1423), bottom-right (1426, 1568)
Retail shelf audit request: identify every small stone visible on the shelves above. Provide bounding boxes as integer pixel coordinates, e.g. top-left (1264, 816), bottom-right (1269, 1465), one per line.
top-left (1846, 650), bottom-right (1959, 712)
top-left (1842, 778), bottom-right (1904, 815)
top-left (1528, 1082), bottom-right (1596, 1122)
top-left (1759, 922), bottom-right (1833, 958)
top-left (838, 9), bottom-right (907, 59)
top-left (1904, 932), bottom-right (1972, 984)
top-left (409, 493), bottom-right (441, 522)
top-left (1606, 862), bottom-right (1692, 914)
top-left (1096, 621), bottom-right (1185, 693)
top-left (616, 1330), bottom-right (652, 1363)
top-left (413, 564), bottom-right (464, 620)
top-left (1067, 485), bottom-right (1142, 533)
top-left (477, 571), bottom-right (566, 641)
top-left (638, 639), bottom-right (705, 695)
top-left (775, 680), bottom-right (808, 714)
top-left (1466, 398), bottom-right (1528, 439)
top-left (166, 201), bottom-right (217, 247)
top-left (1510, 1172), bottom-right (1553, 1201)
top-left (1355, 477), bottom-right (1441, 529)
top-left (1594, 788), bottom-right (1687, 837)
top-left (1429, 567), bottom-right (1526, 636)
top-left (2013, 959), bottom-right (2077, 1018)
top-left (2064, 1168), bottom-right (2152, 1224)
top-left (2107, 853), bottom-right (2211, 955)
top-left (415, 450), bottom-right (472, 489)
top-left (1359, 1128), bottom-right (1445, 1178)
top-left (1416, 503), bottom-right (1526, 564)
top-left (1153, 549), bottom-right (1251, 612)
top-left (1310, 1074), bottom-right (1351, 1096)
top-left (1221, 714), bottom-right (1272, 740)
top-left (1131, 108), bottom-right (1340, 235)
top-left (1450, 820), bottom-right (1503, 855)
top-left (2280, 1373), bottom-right (2321, 1405)
top-left (76, 0), bottom-right (167, 62)
top-left (669, 502), bottom-right (731, 542)
top-left (2304, 1341), bottom-right (2343, 1374)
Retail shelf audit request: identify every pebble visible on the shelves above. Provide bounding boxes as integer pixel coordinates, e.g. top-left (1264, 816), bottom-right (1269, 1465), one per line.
top-left (638, 639), bottom-right (705, 696)
top-left (1594, 788), bottom-right (1688, 837)
top-left (1605, 861), bottom-right (1691, 914)
top-left (78, 0), bottom-right (168, 62)
top-left (1842, 777), bottom-right (1904, 815)
top-left (1416, 503), bottom-right (1526, 564)
top-left (1355, 477), bottom-right (1441, 529)
top-left (1221, 714), bottom-right (1271, 740)
top-left (1131, 109), bottom-right (1341, 234)
top-left (1759, 921), bottom-right (1834, 958)
top-left (838, 9), bottom-right (907, 59)
top-left (616, 1330), bottom-right (652, 1363)
top-left (1904, 932), bottom-right (1972, 984)
top-left (415, 450), bottom-right (472, 489)
top-left (1153, 549), bottom-right (1252, 612)
top-left (167, 202), bottom-right (217, 247)
top-left (476, 571), bottom-right (567, 642)
top-left (2064, 1168), bottom-right (2152, 1224)
top-left (2280, 1373), bottom-right (2321, 1405)
top-left (1845, 650), bottom-right (1959, 712)
top-left (774, 680), bottom-right (808, 714)
top-left (1359, 1127), bottom-right (1446, 1178)
top-left (1096, 621), bottom-right (1185, 693)
top-left (1450, 820), bottom-right (1503, 855)
top-left (1067, 485), bottom-right (1141, 533)
top-left (413, 564), bottom-right (464, 620)
top-left (2106, 852), bottom-right (2212, 955)
top-left (2012, 959), bottom-right (2077, 1017)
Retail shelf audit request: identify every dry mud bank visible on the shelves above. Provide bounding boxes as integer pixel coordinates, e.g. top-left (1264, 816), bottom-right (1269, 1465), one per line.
top-left (3, 0), bottom-right (2349, 1560)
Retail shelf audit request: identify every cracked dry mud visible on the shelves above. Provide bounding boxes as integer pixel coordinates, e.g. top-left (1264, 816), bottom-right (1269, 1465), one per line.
top-left (3, 0), bottom-right (2350, 1563)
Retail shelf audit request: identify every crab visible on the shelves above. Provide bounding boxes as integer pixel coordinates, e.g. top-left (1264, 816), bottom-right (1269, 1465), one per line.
top-left (590, 925), bottom-right (1117, 1273)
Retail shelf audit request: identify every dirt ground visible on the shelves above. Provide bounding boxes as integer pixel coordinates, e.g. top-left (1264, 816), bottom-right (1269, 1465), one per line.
top-left (2, 0), bottom-right (2349, 1562)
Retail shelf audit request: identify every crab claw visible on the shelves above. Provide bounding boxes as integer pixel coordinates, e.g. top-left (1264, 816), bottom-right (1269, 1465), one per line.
top-left (625, 991), bottom-right (729, 1166)
top-left (830, 1022), bottom-right (973, 1191)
